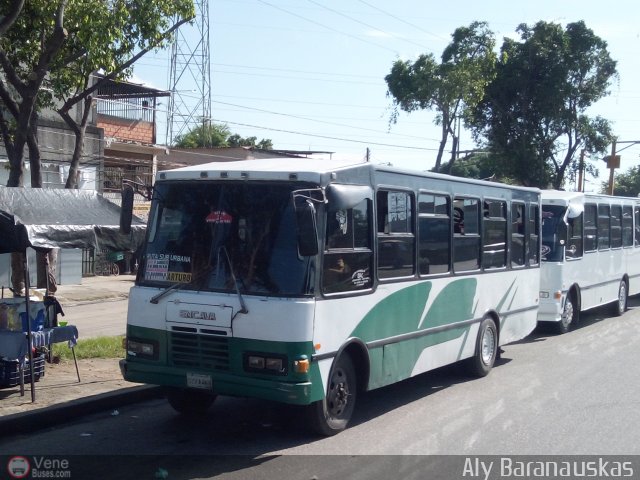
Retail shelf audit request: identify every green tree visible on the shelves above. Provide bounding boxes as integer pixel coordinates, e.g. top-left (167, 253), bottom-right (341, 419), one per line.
top-left (0, 0), bottom-right (194, 187)
top-left (385, 21), bottom-right (496, 171)
top-left (227, 134), bottom-right (273, 149)
top-left (470, 21), bottom-right (617, 189)
top-left (174, 123), bottom-right (231, 148)
top-left (435, 152), bottom-right (513, 182)
top-left (175, 123), bottom-right (273, 149)
top-left (605, 166), bottom-right (640, 197)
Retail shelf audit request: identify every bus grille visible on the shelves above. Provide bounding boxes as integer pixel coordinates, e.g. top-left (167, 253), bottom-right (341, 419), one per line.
top-left (169, 331), bottom-right (230, 371)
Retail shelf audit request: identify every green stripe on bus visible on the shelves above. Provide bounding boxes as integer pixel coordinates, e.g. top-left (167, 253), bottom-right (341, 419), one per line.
top-left (351, 278), bottom-right (477, 387)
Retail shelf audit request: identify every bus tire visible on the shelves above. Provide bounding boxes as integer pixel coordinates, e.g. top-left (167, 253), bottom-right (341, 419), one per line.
top-left (166, 387), bottom-right (216, 416)
top-left (555, 292), bottom-right (578, 334)
top-left (613, 279), bottom-right (628, 316)
top-left (307, 354), bottom-right (357, 436)
top-left (464, 317), bottom-right (498, 378)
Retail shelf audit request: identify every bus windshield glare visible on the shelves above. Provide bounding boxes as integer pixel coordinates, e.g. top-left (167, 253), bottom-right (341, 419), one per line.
top-left (139, 181), bottom-right (314, 296)
top-left (541, 205), bottom-right (567, 262)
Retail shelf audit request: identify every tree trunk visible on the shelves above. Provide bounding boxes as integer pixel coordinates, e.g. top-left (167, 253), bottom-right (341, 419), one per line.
top-left (434, 122), bottom-right (448, 172)
top-left (447, 135), bottom-right (459, 174)
top-left (28, 111), bottom-right (42, 188)
top-left (60, 95), bottom-right (92, 189)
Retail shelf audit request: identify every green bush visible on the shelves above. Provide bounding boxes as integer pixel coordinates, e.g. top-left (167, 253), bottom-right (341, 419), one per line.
top-left (51, 335), bottom-right (125, 360)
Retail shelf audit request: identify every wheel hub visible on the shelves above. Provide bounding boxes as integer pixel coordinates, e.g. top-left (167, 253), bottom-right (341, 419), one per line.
top-left (328, 370), bottom-right (349, 415)
top-left (481, 328), bottom-right (496, 365)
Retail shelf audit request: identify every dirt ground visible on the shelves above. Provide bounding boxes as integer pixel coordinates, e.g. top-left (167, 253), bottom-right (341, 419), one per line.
top-left (0, 357), bottom-right (135, 416)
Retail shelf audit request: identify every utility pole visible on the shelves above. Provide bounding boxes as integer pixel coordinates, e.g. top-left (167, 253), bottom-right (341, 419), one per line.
top-left (605, 140), bottom-right (619, 195)
top-left (604, 140), bottom-right (640, 195)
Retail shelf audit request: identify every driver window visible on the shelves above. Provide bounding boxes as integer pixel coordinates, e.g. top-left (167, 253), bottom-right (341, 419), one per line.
top-left (322, 200), bottom-right (372, 294)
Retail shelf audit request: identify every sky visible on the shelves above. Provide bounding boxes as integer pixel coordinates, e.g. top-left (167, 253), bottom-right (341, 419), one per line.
top-left (132, 0), bottom-right (640, 190)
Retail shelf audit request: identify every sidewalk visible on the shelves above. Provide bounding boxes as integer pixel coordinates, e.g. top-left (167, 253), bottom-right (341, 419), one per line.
top-left (0, 275), bottom-right (162, 434)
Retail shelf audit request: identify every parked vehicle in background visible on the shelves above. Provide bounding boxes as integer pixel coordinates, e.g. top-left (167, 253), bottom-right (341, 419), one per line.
top-left (119, 158), bottom-right (541, 435)
top-left (539, 190), bottom-right (640, 333)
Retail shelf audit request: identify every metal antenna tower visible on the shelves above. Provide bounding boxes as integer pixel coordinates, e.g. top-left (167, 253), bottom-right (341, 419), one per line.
top-left (166, 0), bottom-right (211, 146)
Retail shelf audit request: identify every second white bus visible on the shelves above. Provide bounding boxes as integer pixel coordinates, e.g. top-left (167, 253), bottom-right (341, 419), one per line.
top-left (539, 190), bottom-right (640, 333)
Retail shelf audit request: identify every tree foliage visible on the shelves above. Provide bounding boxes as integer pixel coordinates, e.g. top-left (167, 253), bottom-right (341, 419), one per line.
top-left (605, 166), bottom-right (640, 197)
top-left (0, 0), bottom-right (194, 187)
top-left (385, 21), bottom-right (496, 171)
top-left (469, 21), bottom-right (617, 188)
top-left (228, 134), bottom-right (273, 150)
top-left (174, 123), bottom-right (273, 150)
top-left (434, 152), bottom-right (517, 184)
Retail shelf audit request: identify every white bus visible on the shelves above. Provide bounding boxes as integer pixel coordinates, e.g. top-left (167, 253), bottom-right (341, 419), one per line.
top-left (120, 158), bottom-right (541, 435)
top-left (539, 190), bottom-right (640, 333)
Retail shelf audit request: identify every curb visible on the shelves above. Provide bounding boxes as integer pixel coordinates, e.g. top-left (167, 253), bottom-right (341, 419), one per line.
top-left (0, 385), bottom-right (164, 435)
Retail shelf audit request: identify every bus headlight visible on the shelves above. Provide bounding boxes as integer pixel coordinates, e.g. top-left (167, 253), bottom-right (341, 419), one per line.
top-left (539, 291), bottom-right (549, 298)
top-left (244, 353), bottom-right (287, 375)
top-left (127, 338), bottom-right (158, 359)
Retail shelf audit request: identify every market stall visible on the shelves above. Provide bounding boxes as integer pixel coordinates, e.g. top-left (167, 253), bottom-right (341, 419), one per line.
top-left (0, 186), bottom-right (146, 401)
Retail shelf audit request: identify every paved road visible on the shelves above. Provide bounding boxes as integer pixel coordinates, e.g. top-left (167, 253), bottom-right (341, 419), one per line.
top-left (3, 298), bottom-right (640, 477)
top-left (62, 298), bottom-right (128, 338)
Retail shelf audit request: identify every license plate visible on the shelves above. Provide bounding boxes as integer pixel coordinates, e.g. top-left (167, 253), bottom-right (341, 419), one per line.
top-left (186, 372), bottom-right (213, 390)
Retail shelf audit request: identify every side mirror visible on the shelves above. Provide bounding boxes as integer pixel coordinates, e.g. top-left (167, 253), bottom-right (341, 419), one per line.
top-left (120, 185), bottom-right (134, 234)
top-left (295, 199), bottom-right (319, 257)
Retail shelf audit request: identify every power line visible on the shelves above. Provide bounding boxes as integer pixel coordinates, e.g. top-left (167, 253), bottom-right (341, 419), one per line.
top-left (209, 118), bottom-right (440, 151)
top-left (306, 0), bottom-right (430, 51)
top-left (354, 0), bottom-right (448, 43)
top-left (211, 100), bottom-right (440, 141)
top-left (255, 0), bottom-right (399, 54)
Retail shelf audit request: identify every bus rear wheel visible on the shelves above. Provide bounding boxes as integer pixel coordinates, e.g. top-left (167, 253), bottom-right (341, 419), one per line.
top-left (613, 280), bottom-right (628, 316)
top-left (464, 317), bottom-right (498, 378)
top-left (166, 387), bottom-right (216, 416)
top-left (307, 354), bottom-right (357, 436)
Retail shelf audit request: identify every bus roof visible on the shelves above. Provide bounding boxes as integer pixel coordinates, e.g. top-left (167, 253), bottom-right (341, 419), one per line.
top-left (542, 190), bottom-right (640, 204)
top-left (157, 157), bottom-right (372, 183)
top-left (157, 157), bottom-right (540, 195)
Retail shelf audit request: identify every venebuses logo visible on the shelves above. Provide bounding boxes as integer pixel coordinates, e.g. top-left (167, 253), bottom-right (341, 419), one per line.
top-left (7, 456), bottom-right (30, 479)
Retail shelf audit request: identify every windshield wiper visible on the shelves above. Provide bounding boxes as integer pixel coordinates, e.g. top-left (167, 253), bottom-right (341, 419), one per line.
top-left (220, 246), bottom-right (249, 318)
top-left (150, 279), bottom-right (188, 304)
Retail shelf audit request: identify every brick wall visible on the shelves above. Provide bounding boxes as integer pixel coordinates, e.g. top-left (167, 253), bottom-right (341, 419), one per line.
top-left (97, 115), bottom-right (155, 144)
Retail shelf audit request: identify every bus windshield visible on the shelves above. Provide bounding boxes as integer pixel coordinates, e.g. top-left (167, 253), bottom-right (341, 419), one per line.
top-left (139, 181), bottom-right (314, 296)
top-left (541, 205), bottom-right (567, 262)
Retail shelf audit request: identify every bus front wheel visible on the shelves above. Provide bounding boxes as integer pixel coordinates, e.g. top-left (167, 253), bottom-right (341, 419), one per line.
top-left (464, 317), bottom-right (498, 378)
top-left (166, 387), bottom-right (216, 416)
top-left (555, 293), bottom-right (577, 334)
top-left (307, 354), bottom-right (357, 436)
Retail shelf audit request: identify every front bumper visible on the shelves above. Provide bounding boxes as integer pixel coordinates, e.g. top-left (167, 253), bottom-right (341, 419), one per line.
top-left (120, 359), bottom-right (318, 405)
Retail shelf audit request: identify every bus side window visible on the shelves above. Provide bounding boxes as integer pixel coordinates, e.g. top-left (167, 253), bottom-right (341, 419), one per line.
top-left (418, 193), bottom-right (451, 275)
top-left (622, 206), bottom-right (633, 247)
top-left (528, 204), bottom-right (540, 265)
top-left (584, 204), bottom-right (598, 251)
top-left (511, 202), bottom-right (525, 267)
top-left (453, 197), bottom-right (481, 272)
top-left (376, 190), bottom-right (415, 279)
top-left (635, 207), bottom-right (640, 247)
top-left (598, 204), bottom-right (610, 250)
top-left (482, 200), bottom-right (507, 269)
top-left (566, 213), bottom-right (583, 259)
top-left (610, 205), bottom-right (622, 248)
